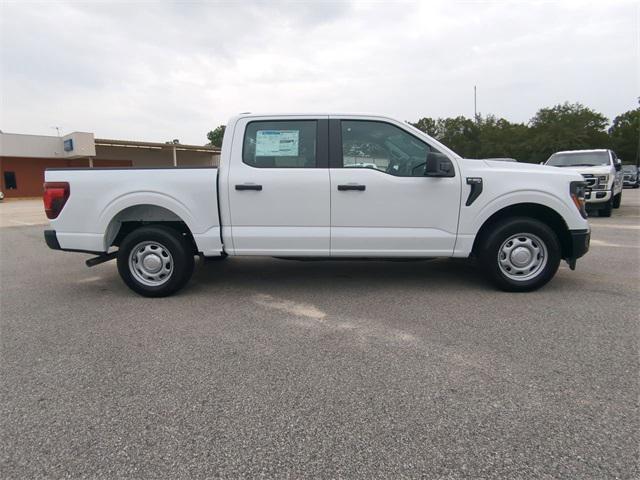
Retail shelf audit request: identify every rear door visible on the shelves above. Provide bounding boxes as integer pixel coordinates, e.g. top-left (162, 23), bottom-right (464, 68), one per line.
top-left (227, 116), bottom-right (330, 255)
top-left (329, 117), bottom-right (461, 256)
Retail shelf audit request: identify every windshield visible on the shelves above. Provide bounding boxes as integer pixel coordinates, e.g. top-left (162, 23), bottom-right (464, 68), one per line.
top-left (622, 165), bottom-right (637, 172)
top-left (546, 151), bottom-right (610, 167)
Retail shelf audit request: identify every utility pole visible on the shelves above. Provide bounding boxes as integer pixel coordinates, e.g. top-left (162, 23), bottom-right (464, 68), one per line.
top-left (636, 97), bottom-right (640, 169)
top-left (473, 86), bottom-right (478, 122)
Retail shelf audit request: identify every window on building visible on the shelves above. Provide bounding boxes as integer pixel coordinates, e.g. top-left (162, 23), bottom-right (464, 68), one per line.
top-left (243, 120), bottom-right (317, 168)
top-left (3, 171), bottom-right (17, 189)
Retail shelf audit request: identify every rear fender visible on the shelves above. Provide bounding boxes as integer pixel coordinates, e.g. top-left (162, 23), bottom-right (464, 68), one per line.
top-left (98, 192), bottom-right (197, 236)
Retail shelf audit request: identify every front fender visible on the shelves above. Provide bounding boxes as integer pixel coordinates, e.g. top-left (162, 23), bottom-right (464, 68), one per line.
top-left (466, 189), bottom-right (586, 234)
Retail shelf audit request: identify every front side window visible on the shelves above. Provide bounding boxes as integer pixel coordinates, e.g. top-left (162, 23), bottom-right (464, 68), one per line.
top-left (341, 121), bottom-right (443, 176)
top-left (243, 120), bottom-right (316, 168)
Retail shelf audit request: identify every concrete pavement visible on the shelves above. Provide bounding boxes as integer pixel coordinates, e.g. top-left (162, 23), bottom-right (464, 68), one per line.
top-left (1, 190), bottom-right (638, 478)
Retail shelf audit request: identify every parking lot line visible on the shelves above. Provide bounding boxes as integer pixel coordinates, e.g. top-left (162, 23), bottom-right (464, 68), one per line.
top-left (589, 223), bottom-right (640, 230)
top-left (9, 219), bottom-right (39, 226)
top-left (590, 239), bottom-right (640, 248)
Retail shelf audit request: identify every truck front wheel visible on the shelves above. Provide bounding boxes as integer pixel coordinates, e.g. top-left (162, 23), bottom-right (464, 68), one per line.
top-left (613, 192), bottom-right (622, 209)
top-left (117, 225), bottom-right (195, 297)
top-left (599, 200), bottom-right (613, 217)
top-left (477, 217), bottom-right (561, 292)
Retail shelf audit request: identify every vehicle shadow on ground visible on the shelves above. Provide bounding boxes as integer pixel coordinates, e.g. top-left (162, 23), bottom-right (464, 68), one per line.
top-left (187, 256), bottom-right (488, 295)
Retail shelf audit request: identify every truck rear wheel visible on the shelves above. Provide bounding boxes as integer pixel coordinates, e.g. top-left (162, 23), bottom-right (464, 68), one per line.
top-left (477, 217), bottom-right (561, 292)
top-left (117, 225), bottom-right (194, 297)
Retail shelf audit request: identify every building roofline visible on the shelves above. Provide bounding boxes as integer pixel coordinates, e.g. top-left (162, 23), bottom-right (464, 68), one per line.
top-left (95, 138), bottom-right (220, 152)
top-left (0, 131), bottom-right (93, 139)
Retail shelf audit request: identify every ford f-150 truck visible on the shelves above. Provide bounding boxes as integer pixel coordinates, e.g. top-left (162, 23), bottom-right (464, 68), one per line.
top-left (545, 149), bottom-right (624, 217)
top-left (44, 113), bottom-right (590, 297)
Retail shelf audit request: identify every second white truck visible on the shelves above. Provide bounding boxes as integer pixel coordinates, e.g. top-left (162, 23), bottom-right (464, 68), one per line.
top-left (44, 113), bottom-right (591, 296)
top-left (545, 149), bottom-right (624, 217)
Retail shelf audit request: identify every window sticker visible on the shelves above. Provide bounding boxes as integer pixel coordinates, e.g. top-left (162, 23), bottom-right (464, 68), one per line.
top-left (256, 130), bottom-right (299, 156)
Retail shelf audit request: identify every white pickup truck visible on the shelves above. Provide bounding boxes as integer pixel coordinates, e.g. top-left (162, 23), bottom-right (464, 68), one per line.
top-left (545, 149), bottom-right (624, 217)
top-left (44, 113), bottom-right (591, 297)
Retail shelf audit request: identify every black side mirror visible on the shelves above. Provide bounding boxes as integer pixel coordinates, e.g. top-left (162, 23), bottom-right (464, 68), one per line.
top-left (425, 152), bottom-right (455, 177)
top-left (615, 162), bottom-right (622, 172)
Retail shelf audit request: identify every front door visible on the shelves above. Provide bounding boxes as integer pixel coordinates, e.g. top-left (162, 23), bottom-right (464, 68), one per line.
top-left (329, 117), bottom-right (461, 256)
top-left (227, 117), bottom-right (330, 256)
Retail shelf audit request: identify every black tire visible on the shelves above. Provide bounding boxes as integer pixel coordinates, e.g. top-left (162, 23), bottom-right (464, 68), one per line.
top-left (477, 217), bottom-right (561, 292)
top-left (117, 225), bottom-right (195, 297)
top-left (613, 192), bottom-right (622, 209)
top-left (600, 200), bottom-right (612, 217)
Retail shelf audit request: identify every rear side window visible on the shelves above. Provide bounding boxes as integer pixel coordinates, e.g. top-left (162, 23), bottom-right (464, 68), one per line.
top-left (243, 120), bottom-right (317, 168)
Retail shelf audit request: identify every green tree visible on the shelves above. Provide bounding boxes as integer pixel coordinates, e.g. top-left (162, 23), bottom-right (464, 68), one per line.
top-left (608, 108), bottom-right (639, 164)
top-left (412, 115), bottom-right (528, 160)
top-left (207, 125), bottom-right (226, 148)
top-left (412, 115), bottom-right (481, 157)
top-left (527, 102), bottom-right (609, 163)
top-left (410, 117), bottom-right (438, 137)
top-left (474, 115), bottom-right (530, 160)
top-left (435, 116), bottom-right (480, 157)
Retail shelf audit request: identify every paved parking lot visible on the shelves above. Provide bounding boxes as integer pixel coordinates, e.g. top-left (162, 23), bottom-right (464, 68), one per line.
top-left (1, 192), bottom-right (638, 478)
top-left (0, 198), bottom-right (47, 228)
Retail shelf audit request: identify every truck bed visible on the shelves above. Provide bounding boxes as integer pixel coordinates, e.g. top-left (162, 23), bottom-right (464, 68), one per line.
top-left (44, 167), bottom-right (223, 256)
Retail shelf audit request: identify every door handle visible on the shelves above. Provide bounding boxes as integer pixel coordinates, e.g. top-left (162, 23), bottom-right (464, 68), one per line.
top-left (337, 184), bottom-right (366, 191)
top-left (235, 184), bottom-right (263, 191)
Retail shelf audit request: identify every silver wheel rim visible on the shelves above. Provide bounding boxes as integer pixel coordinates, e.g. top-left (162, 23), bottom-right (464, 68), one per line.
top-left (497, 233), bottom-right (548, 281)
top-left (128, 241), bottom-right (174, 287)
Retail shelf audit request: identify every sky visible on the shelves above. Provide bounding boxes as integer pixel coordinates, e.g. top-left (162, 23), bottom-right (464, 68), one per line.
top-left (0, 0), bottom-right (638, 145)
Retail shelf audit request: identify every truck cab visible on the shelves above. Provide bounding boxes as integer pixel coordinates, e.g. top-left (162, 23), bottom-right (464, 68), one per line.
top-left (44, 113), bottom-right (591, 297)
top-left (218, 114), bottom-right (461, 257)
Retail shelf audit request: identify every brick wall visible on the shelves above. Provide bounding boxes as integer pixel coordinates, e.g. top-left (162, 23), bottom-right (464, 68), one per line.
top-left (0, 157), bottom-right (131, 198)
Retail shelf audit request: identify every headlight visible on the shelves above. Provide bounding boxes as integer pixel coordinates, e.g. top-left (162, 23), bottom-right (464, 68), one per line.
top-left (597, 175), bottom-right (609, 185)
top-left (570, 181), bottom-right (587, 219)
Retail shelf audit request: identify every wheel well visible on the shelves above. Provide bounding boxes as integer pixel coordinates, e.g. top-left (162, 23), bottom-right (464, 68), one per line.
top-left (106, 204), bottom-right (197, 253)
top-left (472, 203), bottom-right (572, 259)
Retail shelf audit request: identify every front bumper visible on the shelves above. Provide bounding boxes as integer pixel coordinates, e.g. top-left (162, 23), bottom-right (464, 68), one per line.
top-left (566, 229), bottom-right (590, 270)
top-left (584, 189), bottom-right (611, 204)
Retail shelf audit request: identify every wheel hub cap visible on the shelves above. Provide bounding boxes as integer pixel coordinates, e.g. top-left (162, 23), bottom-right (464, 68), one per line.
top-left (510, 247), bottom-right (532, 267)
top-left (128, 241), bottom-right (174, 287)
top-left (142, 253), bottom-right (162, 272)
top-left (497, 233), bottom-right (548, 282)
